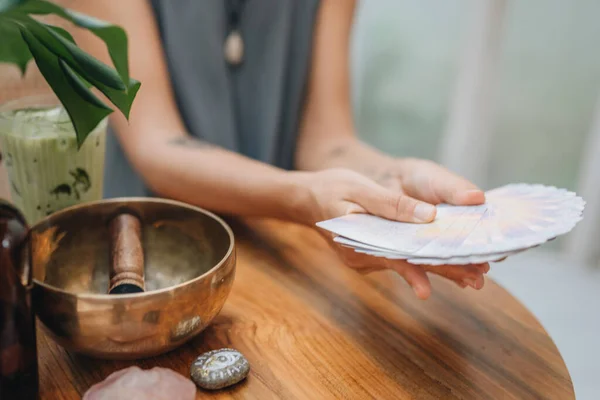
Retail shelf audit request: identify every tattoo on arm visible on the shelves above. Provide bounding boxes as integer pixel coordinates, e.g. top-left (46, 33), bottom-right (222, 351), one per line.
top-left (167, 136), bottom-right (218, 149)
top-left (324, 142), bottom-right (397, 186)
top-left (327, 144), bottom-right (349, 158)
top-left (374, 170), bottom-right (394, 184)
top-left (359, 166), bottom-right (396, 187)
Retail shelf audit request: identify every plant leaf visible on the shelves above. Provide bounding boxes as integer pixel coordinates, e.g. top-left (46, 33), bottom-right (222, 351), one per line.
top-left (91, 77), bottom-right (141, 120)
top-left (42, 24), bottom-right (93, 89)
top-left (64, 9), bottom-right (130, 86)
top-left (20, 27), bottom-right (112, 148)
top-left (9, 15), bottom-right (138, 118)
top-left (47, 24), bottom-right (126, 90)
top-left (59, 59), bottom-right (108, 109)
top-left (9, 0), bottom-right (130, 85)
top-left (42, 19), bottom-right (140, 117)
top-left (0, 0), bottom-right (26, 13)
top-left (12, 15), bottom-right (125, 91)
top-left (0, 18), bottom-right (31, 74)
top-left (44, 24), bottom-right (74, 43)
top-left (43, 19), bottom-right (141, 117)
top-left (9, 16), bottom-right (138, 117)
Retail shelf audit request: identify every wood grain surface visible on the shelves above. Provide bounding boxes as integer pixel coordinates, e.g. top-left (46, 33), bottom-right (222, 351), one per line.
top-left (37, 219), bottom-right (575, 400)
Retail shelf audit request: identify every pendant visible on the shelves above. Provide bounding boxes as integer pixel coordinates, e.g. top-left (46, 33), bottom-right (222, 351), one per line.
top-left (224, 29), bottom-right (244, 66)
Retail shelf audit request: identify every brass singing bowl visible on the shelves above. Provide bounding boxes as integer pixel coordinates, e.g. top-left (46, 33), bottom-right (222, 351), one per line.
top-left (30, 198), bottom-right (236, 360)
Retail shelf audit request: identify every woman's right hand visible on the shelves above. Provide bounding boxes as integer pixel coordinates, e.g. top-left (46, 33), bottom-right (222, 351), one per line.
top-left (294, 168), bottom-right (488, 299)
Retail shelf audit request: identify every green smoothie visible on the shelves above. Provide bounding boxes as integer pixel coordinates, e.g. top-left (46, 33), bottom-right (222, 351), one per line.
top-left (0, 102), bottom-right (107, 224)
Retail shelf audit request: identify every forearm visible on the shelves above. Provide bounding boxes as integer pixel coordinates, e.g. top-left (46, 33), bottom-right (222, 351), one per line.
top-left (67, 0), bottom-right (312, 223)
top-left (126, 134), bottom-right (310, 223)
top-left (293, 0), bottom-right (396, 181)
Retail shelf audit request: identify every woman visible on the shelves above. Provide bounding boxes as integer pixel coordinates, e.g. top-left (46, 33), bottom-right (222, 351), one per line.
top-left (75, 0), bottom-right (489, 299)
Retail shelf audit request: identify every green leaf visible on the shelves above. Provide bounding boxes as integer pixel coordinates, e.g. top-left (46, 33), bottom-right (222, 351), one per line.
top-left (0, 18), bottom-right (31, 74)
top-left (44, 24), bottom-right (74, 43)
top-left (47, 24), bottom-right (126, 90)
top-left (42, 20), bottom-right (140, 117)
top-left (42, 20), bottom-right (141, 117)
top-left (0, 0), bottom-right (140, 148)
top-left (10, 15), bottom-right (138, 118)
top-left (12, 15), bottom-right (125, 91)
top-left (20, 27), bottom-right (112, 148)
top-left (44, 24), bottom-right (93, 88)
top-left (0, 0), bottom-right (27, 13)
top-left (59, 59), bottom-right (108, 109)
top-left (99, 77), bottom-right (140, 119)
top-left (9, 0), bottom-right (130, 85)
top-left (9, 14), bottom-right (138, 119)
top-left (64, 9), bottom-right (130, 86)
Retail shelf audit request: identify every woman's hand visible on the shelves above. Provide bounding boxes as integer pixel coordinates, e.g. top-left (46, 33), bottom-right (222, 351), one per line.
top-left (296, 168), bottom-right (488, 299)
top-left (373, 157), bottom-right (486, 207)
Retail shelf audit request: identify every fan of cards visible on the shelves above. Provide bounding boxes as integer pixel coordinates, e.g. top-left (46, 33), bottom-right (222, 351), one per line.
top-left (316, 184), bottom-right (585, 265)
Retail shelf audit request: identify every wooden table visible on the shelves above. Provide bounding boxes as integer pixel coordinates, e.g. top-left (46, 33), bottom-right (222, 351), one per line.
top-left (37, 220), bottom-right (575, 399)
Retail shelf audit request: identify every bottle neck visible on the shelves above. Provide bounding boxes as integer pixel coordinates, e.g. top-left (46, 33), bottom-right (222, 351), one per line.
top-left (0, 201), bottom-right (38, 399)
top-left (0, 201), bottom-right (30, 290)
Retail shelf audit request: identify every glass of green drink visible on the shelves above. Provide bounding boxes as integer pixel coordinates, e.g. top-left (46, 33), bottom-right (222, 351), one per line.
top-left (0, 95), bottom-right (107, 224)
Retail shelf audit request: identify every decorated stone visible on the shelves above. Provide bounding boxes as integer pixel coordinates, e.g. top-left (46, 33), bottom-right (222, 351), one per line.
top-left (190, 348), bottom-right (250, 390)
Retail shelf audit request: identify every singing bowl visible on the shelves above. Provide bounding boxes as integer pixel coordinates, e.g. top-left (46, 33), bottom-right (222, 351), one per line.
top-left (30, 198), bottom-right (236, 360)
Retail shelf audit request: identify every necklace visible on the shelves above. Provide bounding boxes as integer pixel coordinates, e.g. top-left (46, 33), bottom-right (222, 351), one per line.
top-left (224, 0), bottom-right (246, 67)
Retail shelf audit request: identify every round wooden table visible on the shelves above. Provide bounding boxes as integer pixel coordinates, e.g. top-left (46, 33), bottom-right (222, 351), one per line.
top-left (38, 220), bottom-right (575, 399)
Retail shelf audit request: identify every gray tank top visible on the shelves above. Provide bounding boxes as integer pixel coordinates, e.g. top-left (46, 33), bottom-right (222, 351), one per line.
top-left (103, 0), bottom-right (320, 198)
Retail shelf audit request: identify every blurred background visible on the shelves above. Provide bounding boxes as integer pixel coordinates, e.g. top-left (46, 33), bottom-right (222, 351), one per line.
top-left (352, 0), bottom-right (600, 190)
top-left (1, 0), bottom-right (599, 396)
top-left (350, 0), bottom-right (600, 266)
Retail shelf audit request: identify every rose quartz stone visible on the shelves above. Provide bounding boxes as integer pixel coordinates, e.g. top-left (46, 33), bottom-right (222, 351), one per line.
top-left (83, 366), bottom-right (196, 400)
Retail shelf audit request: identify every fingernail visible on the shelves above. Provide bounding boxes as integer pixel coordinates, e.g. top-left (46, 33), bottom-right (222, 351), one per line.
top-left (476, 275), bottom-right (485, 289)
top-left (475, 263), bottom-right (490, 273)
top-left (414, 203), bottom-right (436, 222)
top-left (462, 189), bottom-right (485, 204)
top-left (412, 284), bottom-right (428, 299)
top-left (464, 278), bottom-right (477, 288)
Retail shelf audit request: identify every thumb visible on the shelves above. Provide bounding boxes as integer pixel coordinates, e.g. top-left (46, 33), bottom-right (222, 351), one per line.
top-left (348, 183), bottom-right (437, 223)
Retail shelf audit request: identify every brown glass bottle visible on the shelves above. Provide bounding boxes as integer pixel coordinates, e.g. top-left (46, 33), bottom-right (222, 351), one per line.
top-left (0, 200), bottom-right (38, 400)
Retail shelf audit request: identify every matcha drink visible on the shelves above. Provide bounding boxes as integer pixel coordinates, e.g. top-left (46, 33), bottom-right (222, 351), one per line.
top-left (0, 96), bottom-right (107, 224)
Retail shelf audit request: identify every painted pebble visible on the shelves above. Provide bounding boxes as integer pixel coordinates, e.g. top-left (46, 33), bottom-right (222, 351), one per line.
top-left (190, 348), bottom-right (250, 390)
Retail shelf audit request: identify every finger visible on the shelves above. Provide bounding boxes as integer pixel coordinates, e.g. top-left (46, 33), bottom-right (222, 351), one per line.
top-left (331, 244), bottom-right (432, 298)
top-left (329, 240), bottom-right (391, 274)
top-left (355, 266), bottom-right (386, 275)
top-left (454, 280), bottom-right (468, 288)
top-left (386, 260), bottom-right (432, 299)
top-left (423, 263), bottom-right (483, 280)
top-left (333, 200), bottom-right (367, 217)
top-left (422, 263), bottom-right (486, 289)
top-left (347, 184), bottom-right (437, 223)
top-left (431, 170), bottom-right (485, 206)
